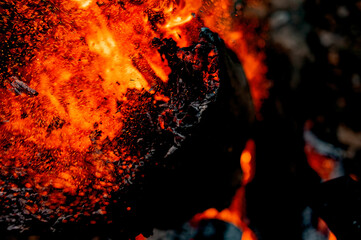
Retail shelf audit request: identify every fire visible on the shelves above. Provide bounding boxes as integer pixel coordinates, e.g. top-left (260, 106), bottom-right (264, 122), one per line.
top-left (73, 0), bottom-right (93, 9)
top-left (329, 232), bottom-right (337, 240)
top-left (199, 0), bottom-right (269, 111)
top-left (0, 0), bottom-right (268, 229)
top-left (241, 139), bottom-right (256, 185)
top-left (192, 140), bottom-right (257, 239)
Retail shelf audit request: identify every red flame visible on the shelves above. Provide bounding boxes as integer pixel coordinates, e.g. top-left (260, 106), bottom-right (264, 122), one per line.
top-left (0, 0), bottom-right (268, 226)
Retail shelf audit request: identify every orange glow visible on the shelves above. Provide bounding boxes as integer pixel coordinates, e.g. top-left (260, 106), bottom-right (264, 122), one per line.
top-left (317, 218), bottom-right (338, 240)
top-left (1, 0), bottom-right (267, 225)
top-left (329, 231), bottom-right (337, 240)
top-left (241, 139), bottom-right (256, 184)
top-left (242, 228), bottom-right (258, 240)
top-left (200, 0), bottom-right (269, 111)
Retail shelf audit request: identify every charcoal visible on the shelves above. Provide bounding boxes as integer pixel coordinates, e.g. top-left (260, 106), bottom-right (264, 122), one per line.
top-left (105, 28), bottom-right (254, 237)
top-left (311, 176), bottom-right (361, 239)
top-left (113, 28), bottom-right (222, 168)
top-left (148, 219), bottom-right (243, 240)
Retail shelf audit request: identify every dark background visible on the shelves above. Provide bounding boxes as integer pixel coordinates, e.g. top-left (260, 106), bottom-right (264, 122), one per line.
top-left (245, 0), bottom-right (361, 239)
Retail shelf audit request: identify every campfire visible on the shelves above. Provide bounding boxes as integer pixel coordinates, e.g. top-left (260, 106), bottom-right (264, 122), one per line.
top-left (0, 0), bottom-right (268, 238)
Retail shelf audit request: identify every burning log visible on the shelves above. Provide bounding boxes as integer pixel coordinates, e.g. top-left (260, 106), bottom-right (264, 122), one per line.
top-left (0, 0), bottom-right (259, 238)
top-left (0, 29), bottom-right (253, 238)
top-left (107, 29), bottom-right (255, 238)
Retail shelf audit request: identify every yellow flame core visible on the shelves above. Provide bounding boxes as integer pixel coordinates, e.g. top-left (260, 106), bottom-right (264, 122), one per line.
top-left (73, 0), bottom-right (93, 8)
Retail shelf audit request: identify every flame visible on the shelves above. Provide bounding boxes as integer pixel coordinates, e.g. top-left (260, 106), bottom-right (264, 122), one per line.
top-left (192, 140), bottom-right (257, 239)
top-left (73, 0), bottom-right (93, 9)
top-left (318, 218), bottom-right (338, 240)
top-left (199, 0), bottom-right (269, 111)
top-left (329, 231), bottom-right (337, 240)
top-left (241, 139), bottom-right (256, 184)
top-left (0, 0), bottom-right (268, 227)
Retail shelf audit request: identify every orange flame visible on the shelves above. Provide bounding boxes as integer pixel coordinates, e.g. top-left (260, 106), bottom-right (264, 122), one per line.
top-left (192, 139), bottom-right (257, 239)
top-left (329, 231), bottom-right (337, 240)
top-left (241, 139), bottom-right (256, 185)
top-left (0, 0), bottom-right (268, 225)
top-left (199, 0), bottom-right (269, 111)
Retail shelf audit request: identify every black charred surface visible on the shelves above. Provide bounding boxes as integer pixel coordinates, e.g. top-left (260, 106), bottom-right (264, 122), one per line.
top-left (311, 176), bottom-right (361, 240)
top-left (105, 28), bottom-right (254, 238)
top-left (113, 28), bottom-right (222, 173)
top-left (148, 219), bottom-right (243, 240)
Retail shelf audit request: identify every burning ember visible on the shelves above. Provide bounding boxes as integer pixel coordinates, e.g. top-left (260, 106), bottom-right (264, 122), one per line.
top-left (0, 0), bottom-right (267, 232)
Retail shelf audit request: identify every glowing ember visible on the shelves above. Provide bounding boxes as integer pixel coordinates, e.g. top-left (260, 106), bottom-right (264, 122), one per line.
top-left (304, 145), bottom-right (337, 181)
top-left (0, 0), bottom-right (268, 230)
